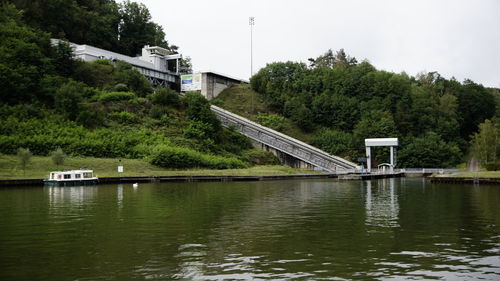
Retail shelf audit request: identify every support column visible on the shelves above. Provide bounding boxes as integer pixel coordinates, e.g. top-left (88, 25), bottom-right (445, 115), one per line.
top-left (366, 146), bottom-right (371, 173)
top-left (390, 146), bottom-right (394, 173)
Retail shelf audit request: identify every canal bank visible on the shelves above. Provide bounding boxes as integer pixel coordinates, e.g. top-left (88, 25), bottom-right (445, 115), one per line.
top-left (429, 176), bottom-right (500, 184)
top-left (0, 172), bottom-right (414, 187)
top-left (4, 172), bottom-right (492, 187)
top-left (0, 174), bottom-right (337, 187)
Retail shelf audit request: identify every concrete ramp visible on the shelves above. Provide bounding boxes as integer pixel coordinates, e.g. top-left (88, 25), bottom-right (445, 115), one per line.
top-left (211, 106), bottom-right (360, 172)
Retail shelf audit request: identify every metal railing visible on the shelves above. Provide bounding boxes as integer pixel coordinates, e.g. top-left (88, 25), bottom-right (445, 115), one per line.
top-left (398, 168), bottom-right (459, 174)
top-left (211, 105), bottom-right (360, 172)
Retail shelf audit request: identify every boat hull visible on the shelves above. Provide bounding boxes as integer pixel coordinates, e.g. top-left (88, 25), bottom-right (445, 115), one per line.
top-left (44, 179), bottom-right (98, 187)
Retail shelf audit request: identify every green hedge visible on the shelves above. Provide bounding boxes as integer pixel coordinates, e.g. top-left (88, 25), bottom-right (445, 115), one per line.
top-left (0, 117), bottom-right (169, 158)
top-left (149, 145), bottom-right (245, 169)
top-left (98, 91), bottom-right (136, 102)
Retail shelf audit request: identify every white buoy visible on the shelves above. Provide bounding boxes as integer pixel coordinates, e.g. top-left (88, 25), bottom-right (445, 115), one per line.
top-left (133, 183), bottom-right (138, 188)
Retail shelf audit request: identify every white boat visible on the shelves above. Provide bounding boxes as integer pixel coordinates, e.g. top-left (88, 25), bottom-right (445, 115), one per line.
top-left (44, 170), bottom-right (98, 186)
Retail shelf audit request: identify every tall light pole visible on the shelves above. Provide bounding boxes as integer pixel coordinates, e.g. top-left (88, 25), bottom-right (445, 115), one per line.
top-left (249, 17), bottom-right (255, 114)
top-left (249, 17), bottom-right (255, 77)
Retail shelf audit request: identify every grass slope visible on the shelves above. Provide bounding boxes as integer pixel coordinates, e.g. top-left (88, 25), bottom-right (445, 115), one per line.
top-left (452, 171), bottom-right (500, 178)
top-left (0, 154), bottom-right (315, 179)
top-left (214, 84), bottom-right (313, 142)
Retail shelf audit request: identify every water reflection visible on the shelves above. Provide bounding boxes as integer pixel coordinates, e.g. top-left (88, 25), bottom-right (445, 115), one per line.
top-left (364, 178), bottom-right (399, 228)
top-left (46, 185), bottom-right (98, 210)
top-left (117, 184), bottom-right (123, 209)
top-left (2, 179), bottom-right (499, 281)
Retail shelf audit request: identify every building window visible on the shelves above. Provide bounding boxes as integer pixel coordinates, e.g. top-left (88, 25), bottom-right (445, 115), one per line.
top-left (75, 174), bottom-right (81, 179)
top-left (64, 174), bottom-right (71, 179)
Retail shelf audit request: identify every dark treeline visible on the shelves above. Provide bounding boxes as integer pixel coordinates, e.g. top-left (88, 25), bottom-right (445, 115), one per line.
top-left (250, 49), bottom-right (498, 167)
top-left (6, 0), bottom-right (176, 57)
top-left (0, 3), bottom-right (278, 169)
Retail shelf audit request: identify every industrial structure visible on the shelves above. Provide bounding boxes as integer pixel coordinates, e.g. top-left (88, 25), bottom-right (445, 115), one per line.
top-left (54, 39), bottom-right (182, 87)
top-left (55, 39), bottom-right (359, 172)
top-left (365, 138), bottom-right (399, 173)
top-left (181, 71), bottom-right (247, 100)
top-left (212, 106), bottom-right (360, 172)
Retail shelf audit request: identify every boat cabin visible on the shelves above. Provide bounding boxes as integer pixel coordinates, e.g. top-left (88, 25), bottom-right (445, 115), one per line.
top-left (45, 170), bottom-right (98, 186)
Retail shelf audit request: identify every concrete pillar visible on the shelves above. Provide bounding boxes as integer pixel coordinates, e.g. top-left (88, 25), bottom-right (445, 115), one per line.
top-left (390, 146), bottom-right (394, 173)
top-left (366, 146), bottom-right (371, 173)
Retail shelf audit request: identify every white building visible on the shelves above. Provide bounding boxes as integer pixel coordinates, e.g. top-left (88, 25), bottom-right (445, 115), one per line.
top-left (181, 71), bottom-right (248, 100)
top-left (53, 39), bottom-right (182, 87)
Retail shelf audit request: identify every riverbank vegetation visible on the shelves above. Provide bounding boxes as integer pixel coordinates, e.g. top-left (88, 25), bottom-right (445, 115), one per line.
top-left (216, 50), bottom-right (499, 168)
top-left (0, 154), bottom-right (312, 179)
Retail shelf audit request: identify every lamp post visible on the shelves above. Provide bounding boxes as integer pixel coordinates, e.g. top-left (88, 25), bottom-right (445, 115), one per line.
top-left (249, 17), bottom-right (255, 77)
top-left (249, 17), bottom-right (255, 113)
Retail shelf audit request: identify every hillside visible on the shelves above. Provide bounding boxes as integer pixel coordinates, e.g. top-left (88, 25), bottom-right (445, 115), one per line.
top-left (0, 3), bottom-right (282, 174)
top-left (213, 84), bottom-right (313, 143)
top-left (216, 52), bottom-right (500, 168)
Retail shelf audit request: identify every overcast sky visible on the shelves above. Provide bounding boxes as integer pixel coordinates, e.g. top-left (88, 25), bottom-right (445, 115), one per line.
top-left (133, 0), bottom-right (499, 88)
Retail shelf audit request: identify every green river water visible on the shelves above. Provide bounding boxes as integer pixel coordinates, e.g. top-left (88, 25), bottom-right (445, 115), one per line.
top-left (0, 178), bottom-right (499, 280)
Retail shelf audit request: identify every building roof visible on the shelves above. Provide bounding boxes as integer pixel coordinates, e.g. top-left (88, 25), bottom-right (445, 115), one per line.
top-left (198, 70), bottom-right (249, 83)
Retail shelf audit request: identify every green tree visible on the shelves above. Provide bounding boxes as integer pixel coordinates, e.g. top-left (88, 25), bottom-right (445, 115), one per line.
top-left (398, 132), bottom-right (461, 168)
top-left (312, 92), bottom-right (359, 131)
top-left (151, 86), bottom-right (180, 108)
top-left (184, 92), bottom-right (221, 140)
top-left (49, 40), bottom-right (76, 77)
top-left (54, 80), bottom-right (88, 120)
top-left (117, 1), bottom-right (174, 56)
top-left (310, 129), bottom-right (352, 158)
top-left (470, 119), bottom-right (499, 164)
top-left (112, 61), bottom-right (152, 95)
top-left (352, 110), bottom-right (399, 163)
top-left (9, 0), bottom-right (120, 52)
top-left (51, 147), bottom-right (66, 167)
top-left (0, 4), bottom-right (51, 104)
top-left (308, 48), bottom-right (357, 69)
top-left (17, 147), bottom-right (32, 175)
top-left (455, 80), bottom-right (495, 139)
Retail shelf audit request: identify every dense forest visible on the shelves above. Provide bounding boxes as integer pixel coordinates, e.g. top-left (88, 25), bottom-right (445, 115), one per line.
top-left (6, 0), bottom-right (176, 56)
top-left (249, 49), bottom-right (500, 167)
top-left (0, 2), bottom-right (278, 169)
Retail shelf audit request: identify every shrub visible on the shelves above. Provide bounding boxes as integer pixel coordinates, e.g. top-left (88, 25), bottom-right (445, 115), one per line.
top-left (242, 150), bottom-right (280, 165)
top-left (184, 121), bottom-right (214, 140)
top-left (54, 80), bottom-right (87, 120)
top-left (201, 154), bottom-right (246, 169)
top-left (256, 114), bottom-right (287, 131)
top-left (130, 97), bottom-right (148, 106)
top-left (485, 162), bottom-right (500, 171)
top-left (149, 105), bottom-right (169, 119)
top-left (219, 126), bottom-right (253, 154)
top-left (151, 87), bottom-right (180, 107)
top-left (76, 103), bottom-right (106, 128)
top-left (98, 91), bottom-right (136, 102)
top-left (149, 145), bottom-right (205, 169)
top-left (51, 147), bottom-right (66, 166)
top-left (149, 145), bottom-right (245, 169)
top-left (110, 111), bottom-right (138, 124)
top-left (114, 83), bottom-right (128, 92)
top-left (17, 148), bottom-right (32, 174)
top-left (184, 92), bottom-right (221, 132)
